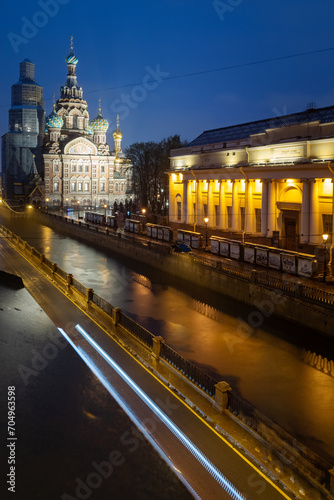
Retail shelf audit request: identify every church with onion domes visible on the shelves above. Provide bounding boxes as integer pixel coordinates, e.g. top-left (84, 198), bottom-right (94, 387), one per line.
top-left (43, 37), bottom-right (133, 209)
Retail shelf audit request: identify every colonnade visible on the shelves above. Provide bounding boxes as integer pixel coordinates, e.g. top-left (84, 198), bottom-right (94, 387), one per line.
top-left (172, 177), bottom-right (330, 245)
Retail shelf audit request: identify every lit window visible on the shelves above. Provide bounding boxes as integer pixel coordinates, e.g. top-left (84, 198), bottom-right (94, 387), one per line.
top-left (54, 182), bottom-right (59, 192)
top-left (71, 182), bottom-right (76, 192)
top-left (84, 182), bottom-right (89, 192)
top-left (78, 182), bottom-right (83, 191)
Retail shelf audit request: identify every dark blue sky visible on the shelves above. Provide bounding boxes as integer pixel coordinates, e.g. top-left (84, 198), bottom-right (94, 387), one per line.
top-left (1, 0), bottom-right (334, 150)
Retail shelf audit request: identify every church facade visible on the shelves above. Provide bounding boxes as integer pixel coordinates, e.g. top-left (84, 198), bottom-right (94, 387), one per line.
top-left (42, 40), bottom-right (133, 209)
top-left (168, 107), bottom-right (334, 250)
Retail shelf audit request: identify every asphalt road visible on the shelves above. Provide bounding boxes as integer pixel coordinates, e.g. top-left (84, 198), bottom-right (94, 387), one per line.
top-left (0, 233), bottom-right (293, 500)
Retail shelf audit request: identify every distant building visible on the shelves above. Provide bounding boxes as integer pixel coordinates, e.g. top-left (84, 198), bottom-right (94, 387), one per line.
top-left (1, 59), bottom-right (45, 205)
top-left (168, 106), bottom-right (334, 251)
top-left (43, 38), bottom-right (133, 209)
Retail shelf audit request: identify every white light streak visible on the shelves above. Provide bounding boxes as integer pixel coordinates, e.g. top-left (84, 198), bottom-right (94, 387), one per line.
top-left (58, 325), bottom-right (246, 500)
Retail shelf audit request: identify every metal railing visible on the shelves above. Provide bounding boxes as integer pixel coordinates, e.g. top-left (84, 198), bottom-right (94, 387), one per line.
top-left (118, 312), bottom-right (154, 349)
top-left (161, 343), bottom-right (217, 396)
top-left (92, 293), bottom-right (114, 316)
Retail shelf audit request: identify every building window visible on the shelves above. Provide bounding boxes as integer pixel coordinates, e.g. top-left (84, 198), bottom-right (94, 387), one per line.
top-left (100, 165), bottom-right (105, 173)
top-left (85, 165), bottom-right (89, 172)
top-left (78, 182), bottom-right (83, 192)
top-left (240, 207), bottom-right (245, 231)
top-left (84, 182), bottom-right (89, 192)
top-left (177, 201), bottom-right (182, 221)
top-left (78, 164), bottom-right (83, 172)
top-left (101, 182), bottom-right (105, 192)
top-left (71, 182), bottom-right (76, 192)
top-left (322, 214), bottom-right (333, 236)
top-left (203, 203), bottom-right (208, 218)
top-left (227, 206), bottom-right (232, 228)
top-left (54, 164), bottom-right (59, 172)
top-left (71, 165), bottom-right (76, 172)
top-left (54, 182), bottom-right (59, 192)
top-left (255, 208), bottom-right (262, 233)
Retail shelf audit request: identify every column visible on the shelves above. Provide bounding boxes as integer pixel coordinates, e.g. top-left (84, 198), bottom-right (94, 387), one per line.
top-left (309, 180), bottom-right (319, 244)
top-left (231, 180), bottom-right (239, 231)
top-left (261, 180), bottom-right (268, 236)
top-left (267, 180), bottom-right (276, 237)
top-left (182, 179), bottom-right (188, 224)
top-left (168, 174), bottom-right (173, 220)
top-left (196, 181), bottom-right (201, 226)
top-left (300, 179), bottom-right (310, 244)
top-left (245, 180), bottom-right (253, 233)
top-left (207, 180), bottom-right (214, 227)
top-left (219, 180), bottom-right (225, 228)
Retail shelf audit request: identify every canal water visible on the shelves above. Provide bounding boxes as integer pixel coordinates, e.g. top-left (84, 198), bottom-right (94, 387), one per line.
top-left (1, 213), bottom-right (334, 464)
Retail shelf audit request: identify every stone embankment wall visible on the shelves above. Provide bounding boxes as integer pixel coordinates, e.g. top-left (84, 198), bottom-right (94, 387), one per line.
top-left (33, 210), bottom-right (334, 338)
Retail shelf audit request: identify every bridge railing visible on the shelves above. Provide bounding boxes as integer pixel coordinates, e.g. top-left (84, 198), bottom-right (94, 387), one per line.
top-left (161, 343), bottom-right (217, 396)
top-left (92, 293), bottom-right (114, 316)
top-left (118, 312), bottom-right (154, 349)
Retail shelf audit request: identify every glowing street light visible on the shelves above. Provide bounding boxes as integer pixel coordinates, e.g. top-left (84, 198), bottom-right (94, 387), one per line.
top-left (323, 233), bottom-right (329, 283)
top-left (204, 217), bottom-right (209, 249)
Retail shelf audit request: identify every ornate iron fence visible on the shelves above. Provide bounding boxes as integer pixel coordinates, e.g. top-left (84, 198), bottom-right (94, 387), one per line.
top-left (161, 343), bottom-right (217, 396)
top-left (92, 293), bottom-right (114, 316)
top-left (118, 312), bottom-right (154, 349)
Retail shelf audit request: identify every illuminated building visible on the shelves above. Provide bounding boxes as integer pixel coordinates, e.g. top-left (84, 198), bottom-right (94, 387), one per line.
top-left (1, 59), bottom-right (45, 204)
top-left (43, 38), bottom-right (133, 209)
top-left (168, 106), bottom-right (334, 250)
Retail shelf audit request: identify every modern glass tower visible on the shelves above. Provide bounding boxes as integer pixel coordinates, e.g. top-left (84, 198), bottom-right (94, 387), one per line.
top-left (1, 59), bottom-right (45, 204)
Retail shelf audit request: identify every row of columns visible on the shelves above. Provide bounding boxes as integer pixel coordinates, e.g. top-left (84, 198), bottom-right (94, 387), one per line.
top-left (180, 178), bottom-right (325, 243)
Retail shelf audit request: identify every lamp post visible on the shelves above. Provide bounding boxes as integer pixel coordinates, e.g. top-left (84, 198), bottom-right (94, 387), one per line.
top-left (323, 233), bottom-right (329, 283)
top-left (77, 200), bottom-right (80, 219)
top-left (46, 198), bottom-right (49, 210)
top-left (204, 217), bottom-right (209, 249)
top-left (104, 204), bottom-right (107, 218)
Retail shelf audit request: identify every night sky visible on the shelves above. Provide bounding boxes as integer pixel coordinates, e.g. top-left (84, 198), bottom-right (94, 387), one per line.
top-left (1, 0), bottom-right (334, 155)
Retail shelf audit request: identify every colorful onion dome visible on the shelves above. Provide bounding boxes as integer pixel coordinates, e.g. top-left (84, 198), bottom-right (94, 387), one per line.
top-left (90, 98), bottom-right (109, 132)
top-left (46, 98), bottom-right (63, 129)
top-left (66, 52), bottom-right (78, 65)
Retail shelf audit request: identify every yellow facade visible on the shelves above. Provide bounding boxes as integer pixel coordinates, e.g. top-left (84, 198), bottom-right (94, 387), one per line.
top-left (168, 112), bottom-right (334, 250)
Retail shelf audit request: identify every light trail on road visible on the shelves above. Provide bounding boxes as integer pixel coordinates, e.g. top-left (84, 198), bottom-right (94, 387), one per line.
top-left (57, 324), bottom-right (246, 500)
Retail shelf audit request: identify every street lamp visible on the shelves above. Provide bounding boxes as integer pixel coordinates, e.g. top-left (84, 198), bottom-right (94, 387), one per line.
top-left (204, 217), bottom-right (209, 249)
top-left (46, 198), bottom-right (49, 210)
top-left (142, 208), bottom-right (146, 215)
top-left (104, 204), bottom-right (107, 218)
top-left (77, 200), bottom-right (80, 219)
top-left (323, 233), bottom-right (329, 283)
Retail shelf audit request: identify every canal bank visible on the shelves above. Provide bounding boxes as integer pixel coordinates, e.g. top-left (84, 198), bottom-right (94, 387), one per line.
top-left (32, 209), bottom-right (334, 338)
